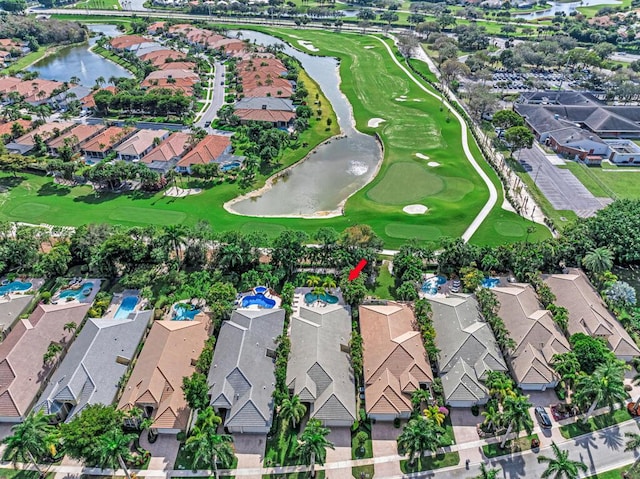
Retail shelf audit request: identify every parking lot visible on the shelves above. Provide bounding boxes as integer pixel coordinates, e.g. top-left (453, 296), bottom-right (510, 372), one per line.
top-left (518, 146), bottom-right (612, 218)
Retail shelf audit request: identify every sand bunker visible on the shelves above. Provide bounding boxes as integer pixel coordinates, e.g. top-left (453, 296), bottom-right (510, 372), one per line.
top-left (298, 40), bottom-right (319, 52)
top-left (403, 204), bottom-right (428, 214)
top-left (415, 153), bottom-right (430, 160)
top-left (368, 118), bottom-right (386, 128)
top-left (364, 46), bottom-right (375, 49)
top-left (395, 98), bottom-right (407, 101)
top-left (428, 162), bottom-right (441, 167)
top-left (164, 186), bottom-right (202, 197)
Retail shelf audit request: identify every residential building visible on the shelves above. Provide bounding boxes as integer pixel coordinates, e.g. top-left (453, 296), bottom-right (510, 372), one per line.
top-left (287, 300), bottom-right (356, 427)
top-left (133, 44), bottom-right (165, 59)
top-left (429, 294), bottom-right (508, 407)
top-left (144, 69), bottom-right (200, 82)
top-left (0, 119), bottom-right (32, 139)
top-left (147, 21), bottom-right (166, 35)
top-left (109, 35), bottom-right (152, 52)
top-left (81, 86), bottom-right (117, 112)
top-left (493, 284), bottom-right (570, 391)
top-left (543, 269), bottom-right (640, 361)
top-left (0, 296), bottom-right (33, 339)
top-left (7, 121), bottom-right (74, 154)
top-left (139, 49), bottom-right (186, 67)
top-left (604, 139), bottom-right (640, 165)
top-left (142, 132), bottom-right (191, 173)
top-left (115, 129), bottom-right (169, 162)
top-left (118, 319), bottom-right (210, 434)
top-left (47, 124), bottom-right (106, 156)
top-left (33, 310), bottom-right (151, 423)
top-left (234, 97), bottom-right (296, 127)
top-left (208, 308), bottom-right (285, 434)
top-left (14, 79), bottom-right (62, 105)
top-left (359, 302), bottom-right (433, 421)
top-left (157, 61), bottom-right (197, 71)
top-left (81, 126), bottom-right (134, 159)
top-left (47, 85), bottom-right (92, 111)
top-left (0, 301), bottom-right (94, 422)
top-left (176, 134), bottom-right (232, 173)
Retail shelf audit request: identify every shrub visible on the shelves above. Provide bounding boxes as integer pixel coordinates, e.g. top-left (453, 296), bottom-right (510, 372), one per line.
top-left (41, 291), bottom-right (52, 304)
top-left (471, 405), bottom-right (479, 416)
top-left (393, 417), bottom-right (401, 428)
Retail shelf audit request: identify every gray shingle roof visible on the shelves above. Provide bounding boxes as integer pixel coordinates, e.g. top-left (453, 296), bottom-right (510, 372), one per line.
top-left (33, 310), bottom-right (151, 421)
top-left (208, 308), bottom-right (285, 430)
top-left (0, 295), bottom-right (33, 333)
top-left (286, 302), bottom-right (356, 424)
top-left (234, 97), bottom-right (295, 112)
top-left (428, 294), bottom-right (507, 404)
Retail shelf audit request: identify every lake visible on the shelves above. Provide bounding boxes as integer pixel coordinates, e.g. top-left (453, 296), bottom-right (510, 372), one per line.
top-left (226, 30), bottom-right (382, 218)
top-left (514, 0), bottom-right (621, 20)
top-left (28, 24), bottom-right (132, 87)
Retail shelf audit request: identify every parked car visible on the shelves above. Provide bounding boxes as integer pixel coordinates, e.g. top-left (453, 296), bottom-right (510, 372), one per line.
top-left (535, 406), bottom-right (552, 429)
top-left (204, 121), bottom-right (211, 127)
top-left (451, 279), bottom-right (461, 293)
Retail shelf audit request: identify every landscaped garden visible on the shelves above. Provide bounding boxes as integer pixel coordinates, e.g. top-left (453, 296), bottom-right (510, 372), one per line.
top-left (482, 434), bottom-right (539, 458)
top-left (559, 408), bottom-right (633, 440)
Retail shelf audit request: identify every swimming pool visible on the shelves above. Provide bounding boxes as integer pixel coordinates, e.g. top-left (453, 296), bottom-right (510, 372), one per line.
top-left (174, 303), bottom-right (201, 321)
top-left (304, 292), bottom-right (339, 305)
top-left (241, 293), bottom-right (276, 309)
top-left (482, 277), bottom-right (500, 289)
top-left (221, 161), bottom-right (241, 172)
top-left (114, 296), bottom-right (139, 319)
top-left (0, 281), bottom-right (32, 295)
top-left (254, 286), bottom-right (268, 294)
top-left (421, 275), bottom-right (447, 295)
top-left (59, 282), bottom-right (94, 300)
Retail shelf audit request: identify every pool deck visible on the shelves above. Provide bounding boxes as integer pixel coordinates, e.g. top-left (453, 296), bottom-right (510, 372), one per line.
top-left (53, 278), bottom-right (102, 305)
top-left (236, 288), bottom-right (282, 309)
top-left (0, 278), bottom-right (44, 300)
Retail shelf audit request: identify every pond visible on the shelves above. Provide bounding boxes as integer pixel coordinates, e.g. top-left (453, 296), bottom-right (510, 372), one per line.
top-left (28, 24), bottom-right (132, 87)
top-left (225, 30), bottom-right (382, 218)
top-left (514, 0), bottom-right (621, 20)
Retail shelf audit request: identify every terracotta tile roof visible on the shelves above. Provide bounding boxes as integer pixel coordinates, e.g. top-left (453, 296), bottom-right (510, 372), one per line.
top-left (14, 121), bottom-right (74, 147)
top-left (359, 302), bottom-right (433, 417)
top-left (142, 79), bottom-right (195, 95)
top-left (544, 269), bottom-right (640, 359)
top-left (142, 132), bottom-right (190, 164)
top-left (147, 21), bottom-right (166, 33)
top-left (177, 134), bottom-right (231, 168)
top-left (115, 129), bottom-right (168, 157)
top-left (117, 319), bottom-right (210, 431)
top-left (0, 76), bottom-right (23, 94)
top-left (4, 79), bottom-right (62, 103)
top-left (139, 49), bottom-right (186, 67)
top-left (80, 126), bottom-right (132, 153)
top-left (235, 109), bottom-right (295, 123)
top-left (157, 61), bottom-right (197, 71)
top-left (145, 69), bottom-right (199, 81)
top-left (47, 124), bottom-right (106, 150)
top-left (0, 302), bottom-right (90, 420)
top-left (109, 35), bottom-right (149, 50)
top-left (0, 39), bottom-right (25, 51)
top-left (0, 119), bottom-right (31, 137)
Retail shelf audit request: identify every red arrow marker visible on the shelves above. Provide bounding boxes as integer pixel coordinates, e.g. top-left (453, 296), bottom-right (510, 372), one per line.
top-left (348, 259), bottom-right (367, 281)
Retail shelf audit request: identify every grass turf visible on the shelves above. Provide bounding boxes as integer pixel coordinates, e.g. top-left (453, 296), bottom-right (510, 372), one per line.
top-left (71, 0), bottom-right (122, 9)
top-left (559, 409), bottom-right (632, 439)
top-left (563, 162), bottom-right (640, 200)
top-left (3, 25), bottom-right (548, 247)
top-left (399, 451), bottom-right (460, 473)
top-left (482, 433), bottom-right (539, 458)
top-left (586, 465), bottom-right (635, 479)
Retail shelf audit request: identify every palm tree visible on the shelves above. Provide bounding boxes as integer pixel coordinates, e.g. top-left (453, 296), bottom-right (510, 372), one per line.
top-left (196, 406), bottom-right (223, 430)
top-left (64, 321), bottom-right (77, 334)
top-left (500, 394), bottom-right (534, 449)
top-left (537, 442), bottom-right (587, 479)
top-left (96, 427), bottom-right (137, 479)
top-left (485, 371), bottom-right (514, 403)
top-left (575, 359), bottom-right (629, 424)
top-left (321, 276), bottom-right (337, 293)
top-left (423, 405), bottom-right (445, 426)
top-left (279, 395), bottom-right (306, 429)
top-left (397, 416), bottom-right (443, 467)
top-left (95, 76), bottom-right (106, 88)
top-left (625, 432), bottom-right (640, 469)
top-left (582, 247), bottom-right (614, 275)
top-left (306, 275), bottom-right (321, 288)
top-left (474, 463), bottom-right (501, 479)
top-left (161, 225), bottom-right (187, 268)
top-left (3, 411), bottom-right (57, 476)
top-left (551, 352), bottom-right (581, 403)
top-left (481, 404), bottom-right (503, 433)
top-left (411, 388), bottom-right (431, 412)
top-left (296, 419), bottom-right (335, 477)
top-left (184, 427), bottom-right (234, 477)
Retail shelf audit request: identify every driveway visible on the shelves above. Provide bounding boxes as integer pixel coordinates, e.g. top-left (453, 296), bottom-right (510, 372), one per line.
top-left (325, 426), bottom-right (352, 477)
top-left (372, 421), bottom-right (402, 478)
top-left (232, 433), bottom-right (266, 479)
top-left (450, 407), bottom-right (482, 445)
top-left (140, 432), bottom-right (180, 472)
top-left (518, 146), bottom-right (612, 217)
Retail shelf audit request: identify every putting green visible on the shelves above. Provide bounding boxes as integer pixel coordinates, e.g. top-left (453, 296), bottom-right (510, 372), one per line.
top-left (385, 222), bottom-right (443, 240)
top-left (494, 220), bottom-right (527, 237)
top-left (6, 203), bottom-right (52, 222)
top-left (367, 163), bottom-right (445, 205)
top-left (434, 177), bottom-right (476, 203)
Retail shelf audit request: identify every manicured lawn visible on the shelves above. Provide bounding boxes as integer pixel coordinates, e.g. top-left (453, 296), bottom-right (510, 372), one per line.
top-left (351, 424), bottom-right (374, 479)
top-left (263, 472), bottom-right (325, 478)
top-left (369, 261), bottom-right (395, 299)
top-left (9, 24), bottom-right (548, 247)
top-left (577, 0), bottom-right (632, 17)
top-left (560, 161), bottom-right (612, 198)
top-left (72, 0), bottom-right (122, 10)
top-left (563, 162), bottom-right (640, 200)
top-left (483, 434), bottom-right (539, 458)
top-left (399, 451), bottom-right (460, 473)
top-left (559, 409), bottom-right (633, 439)
top-left (0, 471), bottom-right (55, 479)
top-left (1, 46), bottom-right (68, 75)
top-left (587, 465), bottom-right (635, 479)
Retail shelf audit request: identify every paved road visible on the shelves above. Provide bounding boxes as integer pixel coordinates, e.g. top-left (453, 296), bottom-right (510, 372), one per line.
top-left (518, 145), bottom-right (612, 218)
top-left (195, 61), bottom-right (225, 129)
